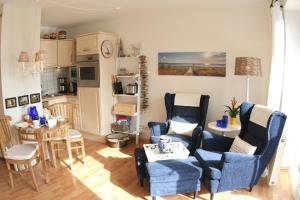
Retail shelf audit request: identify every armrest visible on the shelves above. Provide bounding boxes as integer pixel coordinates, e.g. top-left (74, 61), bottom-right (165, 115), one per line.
top-left (191, 126), bottom-right (203, 149)
top-left (202, 131), bottom-right (234, 152)
top-left (148, 121), bottom-right (169, 136)
top-left (222, 152), bottom-right (257, 163)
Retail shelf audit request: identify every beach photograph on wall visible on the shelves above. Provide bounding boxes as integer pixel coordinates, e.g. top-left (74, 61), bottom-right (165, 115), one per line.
top-left (158, 52), bottom-right (226, 77)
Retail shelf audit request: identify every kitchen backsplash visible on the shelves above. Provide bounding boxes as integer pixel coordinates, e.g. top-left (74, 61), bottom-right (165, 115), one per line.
top-left (41, 67), bottom-right (69, 95)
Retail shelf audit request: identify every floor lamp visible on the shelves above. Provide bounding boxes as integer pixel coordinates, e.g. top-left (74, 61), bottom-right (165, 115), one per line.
top-left (235, 57), bottom-right (262, 101)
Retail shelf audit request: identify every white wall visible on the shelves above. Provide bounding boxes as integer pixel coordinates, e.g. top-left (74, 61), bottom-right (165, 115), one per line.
top-left (282, 8), bottom-right (300, 200)
top-left (69, 5), bottom-right (271, 139)
top-left (1, 0), bottom-right (42, 123)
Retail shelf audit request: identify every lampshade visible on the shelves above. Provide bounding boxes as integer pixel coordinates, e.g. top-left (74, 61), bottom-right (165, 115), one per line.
top-left (18, 51), bottom-right (29, 62)
top-left (235, 57), bottom-right (262, 76)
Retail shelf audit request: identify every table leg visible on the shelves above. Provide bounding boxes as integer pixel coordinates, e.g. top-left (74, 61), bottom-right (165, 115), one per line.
top-left (135, 133), bottom-right (139, 145)
top-left (39, 140), bottom-right (49, 183)
top-left (66, 138), bottom-right (73, 170)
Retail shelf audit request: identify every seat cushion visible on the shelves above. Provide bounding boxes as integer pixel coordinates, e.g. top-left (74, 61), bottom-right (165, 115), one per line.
top-left (5, 144), bottom-right (38, 160)
top-left (146, 156), bottom-right (202, 183)
top-left (194, 149), bottom-right (222, 180)
top-left (151, 134), bottom-right (193, 152)
top-left (69, 129), bottom-right (82, 139)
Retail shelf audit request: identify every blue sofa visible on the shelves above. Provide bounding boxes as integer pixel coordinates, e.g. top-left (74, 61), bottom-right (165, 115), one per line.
top-left (194, 102), bottom-right (287, 200)
top-left (148, 93), bottom-right (209, 153)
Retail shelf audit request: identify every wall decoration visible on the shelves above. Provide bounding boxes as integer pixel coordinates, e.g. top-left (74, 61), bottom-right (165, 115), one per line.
top-left (158, 52), bottom-right (226, 77)
top-left (5, 97), bottom-right (17, 109)
top-left (139, 55), bottom-right (149, 111)
top-left (18, 95), bottom-right (29, 106)
top-left (30, 93), bottom-right (41, 104)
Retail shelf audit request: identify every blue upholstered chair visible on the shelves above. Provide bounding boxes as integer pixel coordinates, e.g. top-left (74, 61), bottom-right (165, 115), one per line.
top-left (148, 93), bottom-right (210, 153)
top-left (194, 102), bottom-right (287, 200)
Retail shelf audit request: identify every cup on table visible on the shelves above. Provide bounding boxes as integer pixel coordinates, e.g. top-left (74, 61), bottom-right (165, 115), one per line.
top-left (216, 120), bottom-right (222, 127)
top-left (221, 115), bottom-right (228, 128)
top-left (47, 118), bottom-right (57, 128)
top-left (40, 116), bottom-right (46, 125)
top-left (32, 120), bottom-right (40, 128)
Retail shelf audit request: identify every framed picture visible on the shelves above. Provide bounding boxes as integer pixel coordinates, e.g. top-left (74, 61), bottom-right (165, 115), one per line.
top-left (5, 97), bottom-right (17, 109)
top-left (158, 52), bottom-right (226, 77)
top-left (18, 95), bottom-right (29, 106)
top-left (30, 93), bottom-right (41, 104)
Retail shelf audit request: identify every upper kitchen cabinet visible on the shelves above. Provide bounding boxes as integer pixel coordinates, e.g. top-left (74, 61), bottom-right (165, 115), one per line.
top-left (76, 34), bottom-right (98, 55)
top-left (41, 39), bottom-right (58, 67)
top-left (41, 39), bottom-right (74, 67)
top-left (58, 39), bottom-right (74, 66)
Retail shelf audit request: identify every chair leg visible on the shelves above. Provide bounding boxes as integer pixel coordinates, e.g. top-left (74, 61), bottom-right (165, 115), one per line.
top-left (28, 163), bottom-right (39, 192)
top-left (249, 186), bottom-right (253, 192)
top-left (6, 162), bottom-right (14, 188)
top-left (210, 193), bottom-right (214, 200)
top-left (193, 191), bottom-right (197, 199)
top-left (80, 138), bottom-right (85, 159)
top-left (66, 139), bottom-right (73, 170)
top-left (49, 142), bottom-right (57, 168)
top-left (139, 178), bottom-right (143, 187)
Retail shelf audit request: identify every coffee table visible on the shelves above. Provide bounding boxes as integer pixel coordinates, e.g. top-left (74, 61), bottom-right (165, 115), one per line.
top-left (143, 142), bottom-right (190, 162)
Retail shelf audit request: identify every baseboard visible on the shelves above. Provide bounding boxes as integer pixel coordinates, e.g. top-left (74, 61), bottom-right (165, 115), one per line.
top-left (80, 131), bottom-right (106, 143)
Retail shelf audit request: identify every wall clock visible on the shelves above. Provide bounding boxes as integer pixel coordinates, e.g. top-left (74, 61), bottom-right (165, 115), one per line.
top-left (101, 40), bottom-right (113, 58)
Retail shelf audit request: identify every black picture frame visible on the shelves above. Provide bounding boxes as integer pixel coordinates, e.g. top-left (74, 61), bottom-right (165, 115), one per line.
top-left (18, 95), bottom-right (29, 106)
top-left (5, 97), bottom-right (17, 109)
top-left (30, 93), bottom-right (41, 104)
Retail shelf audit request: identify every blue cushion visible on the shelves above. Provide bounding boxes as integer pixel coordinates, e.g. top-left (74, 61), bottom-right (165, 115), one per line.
top-left (146, 156), bottom-right (202, 183)
top-left (150, 134), bottom-right (193, 152)
top-left (194, 149), bottom-right (222, 180)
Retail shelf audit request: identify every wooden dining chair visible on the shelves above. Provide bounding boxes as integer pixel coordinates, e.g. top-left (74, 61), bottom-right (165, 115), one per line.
top-left (0, 115), bottom-right (40, 191)
top-left (47, 103), bottom-right (85, 168)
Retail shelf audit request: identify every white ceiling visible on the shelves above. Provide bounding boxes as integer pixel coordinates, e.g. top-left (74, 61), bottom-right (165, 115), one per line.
top-left (37, 0), bottom-right (271, 28)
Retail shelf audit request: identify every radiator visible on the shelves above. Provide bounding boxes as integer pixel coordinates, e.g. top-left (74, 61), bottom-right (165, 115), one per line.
top-left (267, 134), bottom-right (287, 185)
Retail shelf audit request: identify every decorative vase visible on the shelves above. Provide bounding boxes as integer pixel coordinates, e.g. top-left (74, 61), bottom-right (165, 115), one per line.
top-left (230, 117), bottom-right (237, 125)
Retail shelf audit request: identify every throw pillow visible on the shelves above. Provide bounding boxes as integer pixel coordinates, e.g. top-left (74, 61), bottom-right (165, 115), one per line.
top-left (167, 120), bottom-right (198, 137)
top-left (229, 136), bottom-right (257, 155)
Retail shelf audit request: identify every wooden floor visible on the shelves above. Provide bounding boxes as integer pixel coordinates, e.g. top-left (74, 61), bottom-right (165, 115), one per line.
top-left (0, 139), bottom-right (293, 200)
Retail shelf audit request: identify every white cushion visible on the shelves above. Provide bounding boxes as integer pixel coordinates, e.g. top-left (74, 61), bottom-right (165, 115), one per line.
top-left (174, 93), bottom-right (201, 107)
top-left (167, 120), bottom-right (198, 137)
top-left (5, 144), bottom-right (38, 160)
top-left (229, 136), bottom-right (257, 155)
top-left (250, 105), bottom-right (274, 128)
top-left (69, 129), bottom-right (82, 139)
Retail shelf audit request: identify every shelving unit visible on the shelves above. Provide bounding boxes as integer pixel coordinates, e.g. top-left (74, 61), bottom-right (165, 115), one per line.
top-left (112, 57), bottom-right (141, 145)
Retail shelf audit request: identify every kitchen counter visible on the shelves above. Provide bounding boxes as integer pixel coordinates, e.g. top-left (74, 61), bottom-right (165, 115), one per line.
top-left (42, 93), bottom-right (77, 101)
top-left (42, 94), bottom-right (78, 108)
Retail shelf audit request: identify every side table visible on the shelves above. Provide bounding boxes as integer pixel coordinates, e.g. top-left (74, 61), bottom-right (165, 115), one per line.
top-left (208, 121), bottom-right (241, 137)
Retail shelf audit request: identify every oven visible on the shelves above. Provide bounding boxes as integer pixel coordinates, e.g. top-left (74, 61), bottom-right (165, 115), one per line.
top-left (77, 54), bottom-right (100, 87)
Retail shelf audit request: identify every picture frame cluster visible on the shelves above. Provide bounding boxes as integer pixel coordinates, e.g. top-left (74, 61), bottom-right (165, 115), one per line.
top-left (5, 93), bottom-right (41, 109)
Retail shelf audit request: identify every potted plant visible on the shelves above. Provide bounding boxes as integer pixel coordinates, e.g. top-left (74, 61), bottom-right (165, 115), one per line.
top-left (225, 97), bottom-right (241, 125)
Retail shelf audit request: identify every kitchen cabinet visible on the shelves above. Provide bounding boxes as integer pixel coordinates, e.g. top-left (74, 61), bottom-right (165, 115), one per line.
top-left (58, 39), bottom-right (74, 66)
top-left (78, 87), bottom-right (101, 134)
top-left (40, 39), bottom-right (74, 67)
top-left (76, 34), bottom-right (98, 55)
top-left (41, 39), bottom-right (58, 67)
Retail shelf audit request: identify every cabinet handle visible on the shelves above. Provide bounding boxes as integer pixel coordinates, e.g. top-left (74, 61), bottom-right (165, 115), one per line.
top-left (83, 49), bottom-right (89, 51)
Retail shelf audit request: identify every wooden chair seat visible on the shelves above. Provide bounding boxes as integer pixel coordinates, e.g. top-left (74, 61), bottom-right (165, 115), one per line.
top-left (5, 144), bottom-right (38, 160)
top-left (51, 129), bottom-right (82, 140)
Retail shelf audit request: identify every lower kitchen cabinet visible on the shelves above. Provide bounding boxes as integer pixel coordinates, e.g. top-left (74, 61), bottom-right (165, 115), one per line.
top-left (78, 87), bottom-right (101, 135)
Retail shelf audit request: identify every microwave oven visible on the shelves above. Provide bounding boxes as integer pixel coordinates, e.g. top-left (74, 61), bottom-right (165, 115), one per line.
top-left (77, 54), bottom-right (100, 87)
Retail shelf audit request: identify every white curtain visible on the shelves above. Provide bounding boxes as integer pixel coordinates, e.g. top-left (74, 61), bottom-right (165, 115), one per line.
top-left (267, 1), bottom-right (285, 110)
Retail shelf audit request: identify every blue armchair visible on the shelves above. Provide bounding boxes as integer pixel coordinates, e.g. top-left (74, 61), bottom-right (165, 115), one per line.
top-left (148, 93), bottom-right (209, 153)
top-left (194, 102), bottom-right (287, 200)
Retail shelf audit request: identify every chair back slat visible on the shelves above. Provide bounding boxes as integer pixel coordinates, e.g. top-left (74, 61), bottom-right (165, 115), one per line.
top-left (0, 115), bottom-right (12, 156)
top-left (48, 103), bottom-right (75, 128)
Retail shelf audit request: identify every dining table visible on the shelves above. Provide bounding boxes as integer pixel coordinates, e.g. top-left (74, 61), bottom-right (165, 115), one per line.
top-left (14, 119), bottom-right (72, 184)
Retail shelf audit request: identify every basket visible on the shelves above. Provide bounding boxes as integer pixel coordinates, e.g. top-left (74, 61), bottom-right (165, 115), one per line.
top-left (111, 123), bottom-right (130, 133)
top-left (113, 103), bottom-right (136, 116)
top-left (106, 133), bottom-right (129, 148)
